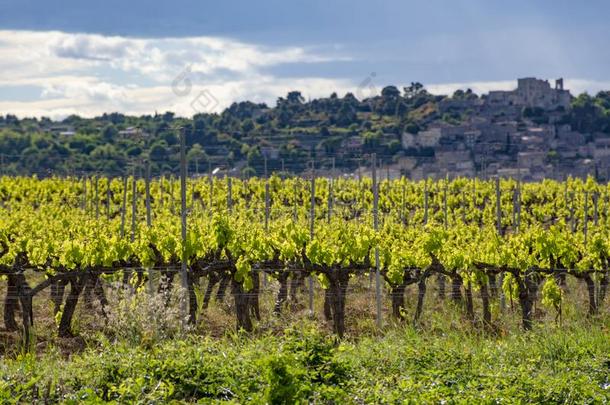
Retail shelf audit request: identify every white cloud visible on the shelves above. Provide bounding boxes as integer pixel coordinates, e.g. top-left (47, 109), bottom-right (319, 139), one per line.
top-left (0, 75), bottom-right (356, 120)
top-left (0, 29), bottom-right (608, 120)
top-left (0, 30), bottom-right (351, 118)
top-left (40, 30), bottom-right (345, 81)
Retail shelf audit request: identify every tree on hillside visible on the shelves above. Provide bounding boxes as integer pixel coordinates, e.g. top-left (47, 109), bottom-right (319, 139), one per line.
top-left (381, 86), bottom-right (401, 99)
top-left (187, 143), bottom-right (208, 171)
top-left (286, 91), bottom-right (305, 104)
top-left (404, 82), bottom-right (425, 99)
top-left (335, 102), bottom-right (357, 126)
top-left (102, 125), bottom-right (118, 142)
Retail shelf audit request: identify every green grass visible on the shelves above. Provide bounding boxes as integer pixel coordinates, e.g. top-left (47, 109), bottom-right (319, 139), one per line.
top-left (1, 322), bottom-right (608, 404)
top-left (344, 325), bottom-right (610, 403)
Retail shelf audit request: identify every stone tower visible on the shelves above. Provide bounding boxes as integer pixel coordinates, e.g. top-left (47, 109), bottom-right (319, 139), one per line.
top-left (555, 78), bottom-right (564, 90)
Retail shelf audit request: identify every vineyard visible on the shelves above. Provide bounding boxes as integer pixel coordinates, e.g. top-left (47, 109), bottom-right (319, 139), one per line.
top-left (1, 166), bottom-right (609, 346)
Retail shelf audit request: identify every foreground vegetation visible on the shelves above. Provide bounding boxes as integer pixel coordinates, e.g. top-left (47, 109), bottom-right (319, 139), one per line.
top-left (2, 175), bottom-right (610, 342)
top-left (1, 175), bottom-right (609, 403)
top-left (1, 320), bottom-right (609, 403)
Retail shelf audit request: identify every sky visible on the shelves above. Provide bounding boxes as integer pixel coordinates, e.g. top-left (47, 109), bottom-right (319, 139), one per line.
top-left (1, 0), bottom-right (609, 119)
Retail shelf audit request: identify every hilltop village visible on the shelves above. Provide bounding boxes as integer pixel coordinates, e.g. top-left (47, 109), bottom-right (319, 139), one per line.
top-left (399, 78), bottom-right (590, 180)
top-left (2, 77), bottom-right (610, 180)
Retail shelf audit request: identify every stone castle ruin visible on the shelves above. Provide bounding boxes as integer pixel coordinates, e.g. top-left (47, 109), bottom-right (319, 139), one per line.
top-left (486, 77), bottom-right (571, 110)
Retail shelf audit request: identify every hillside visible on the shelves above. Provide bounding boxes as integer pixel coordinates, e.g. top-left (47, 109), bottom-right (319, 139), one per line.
top-left (2, 78), bottom-right (610, 180)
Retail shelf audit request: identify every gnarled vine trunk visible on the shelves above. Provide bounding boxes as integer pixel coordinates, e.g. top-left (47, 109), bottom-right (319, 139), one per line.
top-left (385, 270), bottom-right (417, 321)
top-left (325, 269), bottom-right (350, 338)
top-left (582, 274), bottom-right (598, 316)
top-left (6, 273), bottom-right (33, 346)
top-left (414, 275), bottom-right (427, 324)
top-left (216, 274), bottom-right (230, 303)
top-left (488, 273), bottom-right (498, 298)
top-left (202, 272), bottom-right (219, 309)
top-left (50, 279), bottom-right (68, 316)
top-left (479, 280), bottom-right (492, 327)
top-left (58, 273), bottom-right (89, 338)
top-left (437, 275), bottom-right (446, 300)
top-left (4, 274), bottom-right (20, 331)
top-left (231, 279), bottom-right (252, 332)
top-left (82, 274), bottom-right (97, 310)
top-left (516, 271), bottom-right (540, 331)
top-left (599, 271), bottom-right (609, 307)
top-left (187, 271), bottom-right (198, 324)
top-left (249, 271), bottom-right (261, 321)
top-left (93, 275), bottom-right (108, 318)
top-left (390, 284), bottom-right (407, 320)
top-left (274, 272), bottom-right (289, 314)
top-left (16, 274), bottom-right (33, 348)
top-left (464, 283), bottom-right (474, 321)
top-left (289, 273), bottom-right (305, 308)
top-left (121, 269), bottom-right (133, 290)
top-left (323, 289), bottom-right (333, 321)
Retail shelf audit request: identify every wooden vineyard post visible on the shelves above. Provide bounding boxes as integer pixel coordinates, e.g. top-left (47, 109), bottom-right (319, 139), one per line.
top-left (496, 177), bottom-right (505, 311)
top-left (308, 161), bottom-right (315, 315)
top-left (584, 190), bottom-right (589, 247)
top-left (159, 174), bottom-right (164, 209)
top-left (564, 180), bottom-right (569, 219)
top-left (327, 174), bottom-right (333, 223)
top-left (131, 168), bottom-right (137, 244)
top-left (593, 192), bottom-right (599, 226)
top-left (495, 177), bottom-right (502, 236)
top-left (95, 176), bottom-right (99, 219)
top-left (82, 175), bottom-right (87, 211)
top-left (179, 127), bottom-right (192, 324)
top-left (263, 157), bottom-right (269, 288)
top-left (513, 172), bottom-right (522, 232)
top-left (512, 181), bottom-right (518, 229)
top-left (327, 157), bottom-right (335, 222)
top-left (189, 172), bottom-right (195, 213)
top-left (423, 179), bottom-right (429, 226)
top-left (461, 185), bottom-right (466, 224)
top-left (372, 153), bottom-right (382, 328)
top-left (145, 162), bottom-right (152, 228)
top-left (293, 180), bottom-right (298, 221)
top-left (378, 160), bottom-right (383, 223)
top-left (227, 176), bottom-right (233, 213)
top-left (120, 175), bottom-right (127, 238)
top-left (401, 182), bottom-right (406, 225)
top-left (570, 192), bottom-right (576, 233)
top-left (438, 176), bottom-right (448, 300)
top-left (169, 176), bottom-right (175, 215)
top-left (208, 162), bottom-right (213, 214)
top-left (443, 175), bottom-right (448, 229)
top-left (472, 178), bottom-right (476, 213)
top-left (106, 178), bottom-right (111, 219)
top-left (517, 177), bottom-right (522, 231)
top-left (603, 190), bottom-right (608, 226)
top-left (145, 161), bottom-right (154, 293)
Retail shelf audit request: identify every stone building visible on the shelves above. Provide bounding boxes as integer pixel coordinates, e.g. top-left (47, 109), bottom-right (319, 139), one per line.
top-left (486, 77), bottom-right (571, 110)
